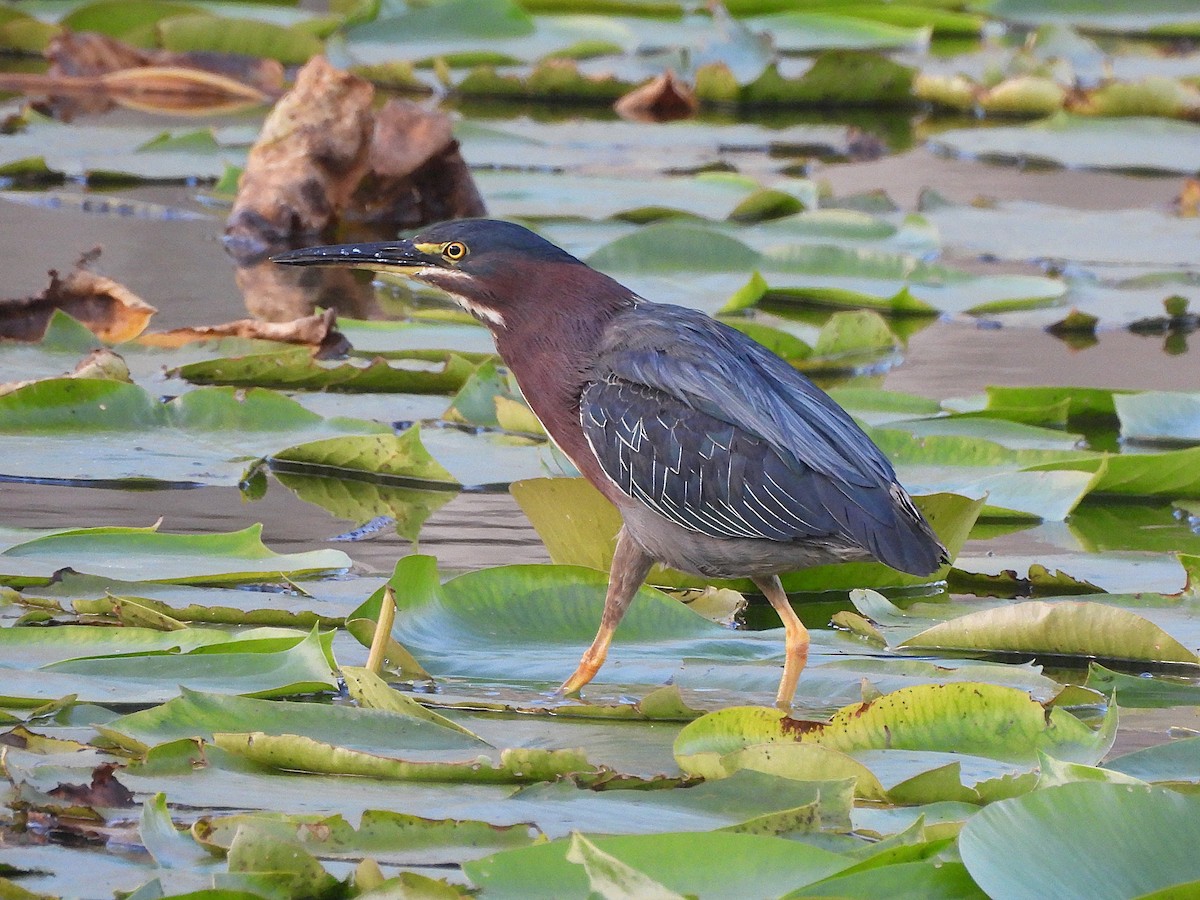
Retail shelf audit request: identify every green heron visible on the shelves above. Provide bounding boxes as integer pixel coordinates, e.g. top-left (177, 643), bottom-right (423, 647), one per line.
top-left (274, 219), bottom-right (946, 707)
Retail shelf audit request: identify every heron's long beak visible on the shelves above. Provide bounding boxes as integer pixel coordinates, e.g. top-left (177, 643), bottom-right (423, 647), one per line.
top-left (271, 240), bottom-right (442, 273)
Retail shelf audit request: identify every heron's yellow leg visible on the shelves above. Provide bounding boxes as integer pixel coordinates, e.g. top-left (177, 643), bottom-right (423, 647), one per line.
top-left (559, 528), bottom-right (654, 696)
top-left (753, 575), bottom-right (810, 709)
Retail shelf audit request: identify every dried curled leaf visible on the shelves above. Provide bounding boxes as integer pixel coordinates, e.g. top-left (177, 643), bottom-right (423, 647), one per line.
top-left (0, 249), bottom-right (156, 343)
top-left (347, 98), bottom-right (486, 230)
top-left (1, 30), bottom-right (283, 118)
top-left (142, 307), bottom-right (348, 356)
top-left (614, 70), bottom-right (699, 123)
top-left (47, 763), bottom-right (135, 809)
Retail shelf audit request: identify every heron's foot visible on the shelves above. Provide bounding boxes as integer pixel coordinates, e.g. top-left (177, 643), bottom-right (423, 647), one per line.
top-left (774, 624), bottom-right (810, 709)
top-left (753, 574), bottom-right (810, 709)
top-left (558, 652), bottom-right (604, 697)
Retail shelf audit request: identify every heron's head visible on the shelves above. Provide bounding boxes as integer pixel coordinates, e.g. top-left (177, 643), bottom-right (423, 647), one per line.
top-left (272, 219), bottom-right (598, 329)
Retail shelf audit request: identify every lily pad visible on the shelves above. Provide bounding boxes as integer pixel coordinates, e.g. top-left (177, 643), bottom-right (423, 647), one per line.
top-left (674, 684), bottom-right (1115, 778)
top-left (899, 600), bottom-right (1199, 666)
top-left (465, 831), bottom-right (853, 900)
top-left (269, 428), bottom-right (459, 489)
top-left (0, 523), bottom-right (350, 587)
top-left (931, 113), bottom-right (1200, 174)
top-left (0, 381), bottom-right (389, 486)
top-left (959, 783), bottom-right (1200, 900)
top-left (176, 349), bottom-right (481, 394)
top-left (100, 688), bottom-right (486, 755)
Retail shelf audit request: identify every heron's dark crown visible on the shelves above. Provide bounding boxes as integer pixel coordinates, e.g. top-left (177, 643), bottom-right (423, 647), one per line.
top-left (413, 219), bottom-right (580, 266)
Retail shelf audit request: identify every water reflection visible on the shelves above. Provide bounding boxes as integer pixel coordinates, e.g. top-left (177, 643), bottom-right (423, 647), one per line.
top-left (232, 252), bottom-right (379, 323)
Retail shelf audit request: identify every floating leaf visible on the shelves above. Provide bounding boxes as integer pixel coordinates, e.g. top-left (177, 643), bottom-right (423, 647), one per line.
top-left (1115, 391), bottom-right (1200, 444)
top-left (215, 731), bottom-right (594, 784)
top-left (1086, 664), bottom-right (1200, 710)
top-left (0, 382), bottom-right (389, 486)
top-left (44, 627), bottom-right (336, 701)
top-left (566, 832), bottom-right (686, 899)
top-left (269, 428), bottom-right (459, 488)
top-left (140, 792), bottom-right (212, 869)
top-left (899, 600), bottom-right (1199, 666)
top-left (193, 808), bottom-right (538, 865)
top-left (0, 523), bottom-right (350, 587)
top-left (674, 684), bottom-right (1114, 779)
top-left (100, 687), bottom-right (485, 755)
top-left (1104, 736), bottom-right (1200, 784)
top-left (158, 15), bottom-right (324, 65)
top-left (931, 113), bottom-right (1200, 174)
top-left (177, 348), bottom-right (479, 394)
top-left (466, 832), bottom-right (853, 900)
top-left (959, 783), bottom-right (1200, 900)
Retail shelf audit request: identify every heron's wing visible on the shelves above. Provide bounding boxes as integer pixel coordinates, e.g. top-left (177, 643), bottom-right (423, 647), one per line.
top-left (580, 304), bottom-right (945, 574)
top-left (581, 376), bottom-right (844, 542)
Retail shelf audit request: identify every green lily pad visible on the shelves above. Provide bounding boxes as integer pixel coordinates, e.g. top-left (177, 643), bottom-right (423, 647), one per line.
top-left (0, 523), bottom-right (350, 587)
top-left (785, 860), bottom-right (988, 900)
top-left (496, 770), bottom-right (853, 839)
top-left (176, 349), bottom-right (480, 394)
top-left (269, 428), bottom-right (459, 489)
top-left (1105, 736), bottom-right (1200, 784)
top-left (899, 600), bottom-right (1199, 666)
top-left (214, 731), bottom-right (595, 784)
top-left (100, 687), bottom-right (487, 755)
top-left (931, 113), bottom-right (1200, 174)
top-left (192, 808), bottom-right (539, 865)
top-left (959, 783), bottom-right (1200, 900)
top-left (1086, 664), bottom-right (1200, 710)
top-left (158, 14), bottom-right (323, 65)
top-left (141, 792), bottom-right (213, 869)
top-left (43, 627), bottom-right (336, 701)
top-left (1115, 391), bottom-right (1200, 444)
top-left (674, 684), bottom-right (1115, 777)
top-left (465, 831), bottom-right (853, 900)
top-left (26, 573), bottom-right (364, 629)
top-left (0, 381), bottom-right (389, 486)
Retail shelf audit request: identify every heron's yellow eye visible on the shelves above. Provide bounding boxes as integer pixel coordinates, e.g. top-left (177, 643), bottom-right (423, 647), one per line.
top-left (443, 241), bottom-right (468, 262)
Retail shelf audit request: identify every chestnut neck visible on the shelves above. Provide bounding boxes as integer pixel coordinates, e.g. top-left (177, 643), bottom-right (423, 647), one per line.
top-left (488, 260), bottom-right (637, 502)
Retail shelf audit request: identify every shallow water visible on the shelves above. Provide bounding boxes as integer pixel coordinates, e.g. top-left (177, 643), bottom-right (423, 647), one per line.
top-left (2, 92), bottom-right (1199, 767)
top-left (1, 146), bottom-right (1196, 572)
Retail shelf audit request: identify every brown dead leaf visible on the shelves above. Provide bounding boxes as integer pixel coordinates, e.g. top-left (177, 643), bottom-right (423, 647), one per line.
top-left (0, 250), bottom-right (156, 343)
top-left (347, 99), bottom-right (487, 230)
top-left (7, 31), bottom-right (283, 119)
top-left (224, 56), bottom-right (375, 262)
top-left (614, 70), bottom-right (698, 123)
top-left (49, 30), bottom-right (146, 76)
top-left (141, 307), bottom-right (350, 357)
top-left (47, 763), bottom-right (135, 809)
top-left (1176, 178), bottom-right (1200, 217)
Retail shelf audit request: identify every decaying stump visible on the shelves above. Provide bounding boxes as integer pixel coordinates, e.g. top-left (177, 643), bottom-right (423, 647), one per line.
top-left (224, 56), bottom-right (376, 261)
